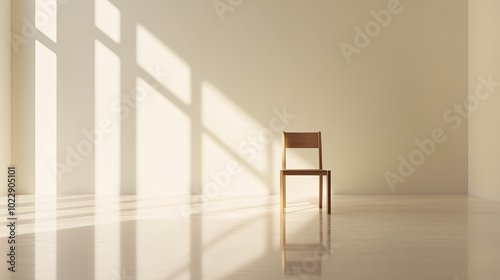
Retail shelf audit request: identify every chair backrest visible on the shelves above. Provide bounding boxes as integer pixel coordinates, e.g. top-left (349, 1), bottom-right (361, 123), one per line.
top-left (282, 131), bottom-right (322, 169)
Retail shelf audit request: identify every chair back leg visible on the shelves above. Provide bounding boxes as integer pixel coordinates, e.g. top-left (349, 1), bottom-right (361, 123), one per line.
top-left (319, 175), bottom-right (323, 209)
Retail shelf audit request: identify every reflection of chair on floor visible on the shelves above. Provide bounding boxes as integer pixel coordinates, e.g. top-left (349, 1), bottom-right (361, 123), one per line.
top-left (280, 131), bottom-right (332, 214)
top-left (280, 213), bottom-right (332, 278)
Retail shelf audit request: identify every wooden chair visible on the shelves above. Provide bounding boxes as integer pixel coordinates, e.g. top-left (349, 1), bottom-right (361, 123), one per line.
top-left (280, 131), bottom-right (331, 214)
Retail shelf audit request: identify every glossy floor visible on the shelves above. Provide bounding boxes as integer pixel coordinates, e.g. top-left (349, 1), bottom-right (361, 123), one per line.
top-left (0, 195), bottom-right (499, 280)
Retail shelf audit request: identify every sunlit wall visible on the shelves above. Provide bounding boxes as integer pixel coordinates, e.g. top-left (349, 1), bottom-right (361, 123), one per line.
top-left (136, 25), bottom-right (191, 195)
top-left (34, 40), bottom-right (57, 195)
top-left (11, 0), bottom-right (468, 196)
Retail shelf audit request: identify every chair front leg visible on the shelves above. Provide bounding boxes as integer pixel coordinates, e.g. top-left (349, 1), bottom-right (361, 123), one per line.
top-left (280, 171), bottom-right (286, 214)
top-left (327, 171), bottom-right (331, 214)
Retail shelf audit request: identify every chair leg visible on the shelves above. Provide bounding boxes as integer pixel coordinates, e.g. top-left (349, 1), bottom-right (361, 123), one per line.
top-left (280, 171), bottom-right (286, 214)
top-left (319, 175), bottom-right (323, 209)
top-left (327, 171), bottom-right (331, 214)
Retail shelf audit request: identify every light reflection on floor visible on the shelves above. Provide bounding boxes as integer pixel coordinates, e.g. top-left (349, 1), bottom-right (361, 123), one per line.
top-left (0, 195), bottom-right (499, 280)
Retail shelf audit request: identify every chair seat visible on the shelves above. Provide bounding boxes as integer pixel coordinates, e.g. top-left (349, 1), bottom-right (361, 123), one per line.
top-left (281, 169), bottom-right (330, 176)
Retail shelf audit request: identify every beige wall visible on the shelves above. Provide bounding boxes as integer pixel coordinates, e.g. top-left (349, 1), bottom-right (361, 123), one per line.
top-left (11, 0), bottom-right (36, 194)
top-left (11, 0), bottom-right (468, 196)
top-left (0, 0), bottom-right (11, 197)
top-left (469, 0), bottom-right (500, 202)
